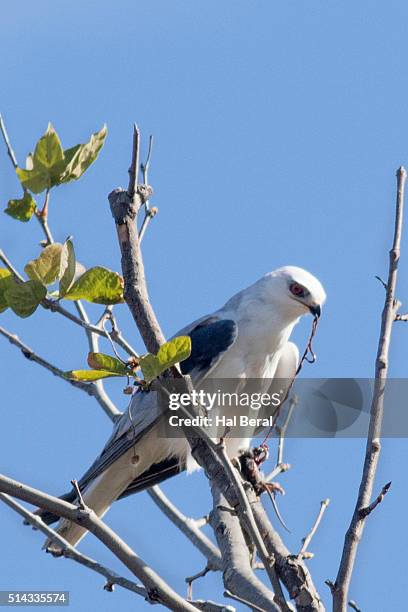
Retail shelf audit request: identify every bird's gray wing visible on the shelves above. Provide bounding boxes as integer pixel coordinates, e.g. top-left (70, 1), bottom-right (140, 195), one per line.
top-left (77, 389), bottom-right (163, 492)
top-left (180, 316), bottom-right (238, 381)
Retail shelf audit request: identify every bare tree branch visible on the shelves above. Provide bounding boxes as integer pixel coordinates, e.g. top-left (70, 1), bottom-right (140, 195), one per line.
top-left (109, 185), bottom-right (162, 353)
top-left (332, 166), bottom-right (406, 611)
top-left (0, 493), bottom-right (147, 598)
top-left (210, 488), bottom-right (280, 612)
top-left (0, 473), bottom-right (199, 612)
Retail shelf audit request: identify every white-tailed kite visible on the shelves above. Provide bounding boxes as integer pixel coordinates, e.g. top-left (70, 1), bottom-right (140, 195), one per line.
top-left (40, 265), bottom-right (326, 552)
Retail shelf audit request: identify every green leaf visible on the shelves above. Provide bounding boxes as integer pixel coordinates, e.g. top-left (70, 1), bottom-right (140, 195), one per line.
top-left (4, 192), bottom-right (37, 222)
top-left (4, 280), bottom-right (46, 318)
top-left (139, 354), bottom-right (161, 384)
top-left (33, 123), bottom-right (64, 171)
top-left (16, 166), bottom-right (49, 194)
top-left (64, 369), bottom-right (124, 382)
top-left (60, 125), bottom-right (107, 184)
top-left (15, 124), bottom-right (107, 193)
top-left (24, 243), bottom-right (68, 286)
top-left (59, 239), bottom-right (76, 297)
top-left (139, 336), bottom-right (192, 383)
top-left (87, 352), bottom-right (129, 375)
top-left (0, 269), bottom-right (15, 313)
top-left (64, 266), bottom-right (124, 304)
top-left (157, 336), bottom-right (191, 368)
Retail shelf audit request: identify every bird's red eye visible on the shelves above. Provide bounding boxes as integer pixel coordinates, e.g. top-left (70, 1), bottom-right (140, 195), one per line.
top-left (290, 282), bottom-right (305, 297)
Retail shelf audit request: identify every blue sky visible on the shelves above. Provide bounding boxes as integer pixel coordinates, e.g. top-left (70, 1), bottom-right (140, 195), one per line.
top-left (1, 1), bottom-right (408, 610)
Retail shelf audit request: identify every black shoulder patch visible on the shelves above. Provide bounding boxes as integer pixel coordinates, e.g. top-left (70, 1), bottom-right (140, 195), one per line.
top-left (181, 317), bottom-right (237, 375)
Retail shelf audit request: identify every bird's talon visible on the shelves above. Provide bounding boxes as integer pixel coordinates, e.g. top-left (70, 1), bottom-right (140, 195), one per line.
top-left (264, 481), bottom-right (285, 496)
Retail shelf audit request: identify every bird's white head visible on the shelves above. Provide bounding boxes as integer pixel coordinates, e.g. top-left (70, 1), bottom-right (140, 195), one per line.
top-left (260, 266), bottom-right (327, 320)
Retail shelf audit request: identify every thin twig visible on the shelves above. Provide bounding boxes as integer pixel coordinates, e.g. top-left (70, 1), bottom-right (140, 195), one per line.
top-left (395, 312), bottom-right (408, 321)
top-left (348, 600), bottom-right (362, 612)
top-left (358, 481), bottom-right (391, 518)
top-left (0, 493), bottom-right (147, 598)
top-left (139, 135), bottom-right (157, 241)
top-left (139, 207), bottom-right (158, 242)
top-left (300, 499), bottom-right (330, 555)
top-left (0, 249), bottom-right (24, 282)
top-left (45, 299), bottom-right (137, 357)
top-left (0, 112), bottom-right (18, 168)
top-left (375, 275), bottom-right (387, 291)
top-left (265, 396), bottom-right (297, 483)
top-left (36, 189), bottom-right (54, 245)
top-left (0, 115), bottom-right (54, 247)
top-left (333, 166), bottom-right (406, 611)
top-left (107, 308), bottom-right (139, 358)
top-left (224, 590), bottom-right (267, 612)
top-left (74, 300), bottom-right (121, 421)
top-left (128, 124), bottom-right (140, 201)
top-left (191, 601), bottom-right (235, 612)
top-left (186, 565), bottom-right (211, 600)
top-left (71, 479), bottom-right (87, 511)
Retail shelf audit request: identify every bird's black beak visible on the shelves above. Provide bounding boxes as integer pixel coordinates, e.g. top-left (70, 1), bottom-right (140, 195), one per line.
top-left (309, 304), bottom-right (321, 318)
